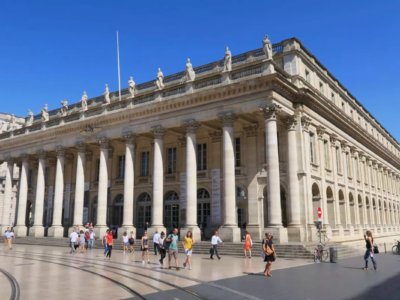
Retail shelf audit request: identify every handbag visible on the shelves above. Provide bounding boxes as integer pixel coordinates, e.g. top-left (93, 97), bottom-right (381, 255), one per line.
top-left (210, 247), bottom-right (215, 255)
top-left (265, 244), bottom-right (273, 256)
top-left (373, 245), bottom-right (379, 254)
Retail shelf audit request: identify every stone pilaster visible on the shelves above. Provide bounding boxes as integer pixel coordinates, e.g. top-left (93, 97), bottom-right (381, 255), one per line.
top-left (14, 153), bottom-right (29, 236)
top-left (0, 156), bottom-right (15, 235)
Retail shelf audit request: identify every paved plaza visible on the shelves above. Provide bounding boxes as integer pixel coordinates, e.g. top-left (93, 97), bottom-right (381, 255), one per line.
top-left (0, 244), bottom-right (400, 299)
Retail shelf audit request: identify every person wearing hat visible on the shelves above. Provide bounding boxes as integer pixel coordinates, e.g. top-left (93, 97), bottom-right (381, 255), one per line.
top-left (262, 232), bottom-right (277, 277)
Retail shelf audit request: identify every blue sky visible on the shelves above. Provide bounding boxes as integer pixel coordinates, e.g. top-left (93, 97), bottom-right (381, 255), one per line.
top-left (1, 1), bottom-right (399, 139)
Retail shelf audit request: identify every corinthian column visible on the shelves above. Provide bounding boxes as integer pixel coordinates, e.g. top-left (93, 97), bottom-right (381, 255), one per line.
top-left (121, 132), bottom-right (136, 235)
top-left (29, 149), bottom-right (46, 237)
top-left (148, 126), bottom-right (167, 236)
top-left (14, 154), bottom-right (29, 236)
top-left (260, 103), bottom-right (287, 243)
top-left (94, 137), bottom-right (109, 236)
top-left (48, 146), bottom-right (65, 237)
top-left (181, 120), bottom-right (201, 241)
top-left (70, 142), bottom-right (86, 232)
top-left (0, 156), bottom-right (15, 235)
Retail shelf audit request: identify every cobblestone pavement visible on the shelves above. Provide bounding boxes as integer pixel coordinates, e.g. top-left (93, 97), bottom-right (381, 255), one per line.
top-left (0, 244), bottom-right (399, 299)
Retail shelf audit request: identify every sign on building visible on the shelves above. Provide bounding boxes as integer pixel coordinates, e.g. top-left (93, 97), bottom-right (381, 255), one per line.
top-left (212, 169), bottom-right (221, 222)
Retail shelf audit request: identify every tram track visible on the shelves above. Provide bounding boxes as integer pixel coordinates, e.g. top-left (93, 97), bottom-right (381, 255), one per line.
top-left (0, 267), bottom-right (20, 300)
top-left (8, 250), bottom-right (262, 300)
top-left (0, 254), bottom-right (146, 300)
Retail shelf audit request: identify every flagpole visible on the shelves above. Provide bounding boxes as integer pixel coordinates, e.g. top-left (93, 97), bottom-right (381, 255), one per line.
top-left (117, 31), bottom-right (122, 102)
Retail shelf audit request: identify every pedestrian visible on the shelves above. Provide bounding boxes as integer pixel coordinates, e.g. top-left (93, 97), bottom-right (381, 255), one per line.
top-left (122, 232), bottom-right (129, 254)
top-left (182, 231), bottom-right (194, 270)
top-left (166, 228), bottom-right (180, 270)
top-left (75, 225), bottom-right (80, 234)
top-left (105, 229), bottom-right (113, 260)
top-left (85, 231), bottom-right (90, 249)
top-left (3, 228), bottom-right (10, 249)
top-left (79, 230), bottom-right (86, 254)
top-left (69, 230), bottom-right (79, 254)
top-left (243, 231), bottom-right (252, 258)
top-left (211, 231), bottom-right (224, 260)
top-left (141, 231), bottom-right (150, 264)
top-left (4, 230), bottom-right (12, 250)
top-left (9, 229), bottom-right (15, 249)
top-left (158, 232), bottom-right (166, 265)
top-left (129, 231), bottom-right (135, 253)
top-left (263, 232), bottom-right (277, 277)
top-left (103, 229), bottom-right (109, 257)
top-left (153, 231), bottom-right (160, 255)
top-left (89, 229), bottom-right (96, 250)
top-left (363, 231), bottom-right (377, 270)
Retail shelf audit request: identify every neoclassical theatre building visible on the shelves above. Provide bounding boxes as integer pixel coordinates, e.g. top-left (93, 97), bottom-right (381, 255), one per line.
top-left (1, 36), bottom-right (400, 243)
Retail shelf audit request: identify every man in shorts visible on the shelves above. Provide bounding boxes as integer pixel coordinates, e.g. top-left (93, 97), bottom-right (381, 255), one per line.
top-left (167, 228), bottom-right (180, 270)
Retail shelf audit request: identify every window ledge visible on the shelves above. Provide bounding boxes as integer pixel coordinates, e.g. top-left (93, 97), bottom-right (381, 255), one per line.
top-left (311, 162), bottom-right (319, 168)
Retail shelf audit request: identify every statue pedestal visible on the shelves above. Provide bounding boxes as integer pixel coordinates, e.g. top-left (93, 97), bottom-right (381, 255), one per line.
top-left (261, 59), bottom-right (275, 76)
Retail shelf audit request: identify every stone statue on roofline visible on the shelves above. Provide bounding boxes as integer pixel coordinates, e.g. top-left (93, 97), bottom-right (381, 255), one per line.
top-left (41, 104), bottom-right (49, 121)
top-left (60, 98), bottom-right (68, 116)
top-left (26, 109), bottom-right (34, 126)
top-left (262, 34), bottom-right (273, 60)
top-left (128, 77), bottom-right (136, 98)
top-left (222, 46), bottom-right (232, 72)
top-left (156, 68), bottom-right (164, 90)
top-left (104, 84), bottom-right (111, 104)
top-left (186, 58), bottom-right (196, 82)
top-left (81, 91), bottom-right (88, 111)
top-left (10, 114), bottom-right (16, 128)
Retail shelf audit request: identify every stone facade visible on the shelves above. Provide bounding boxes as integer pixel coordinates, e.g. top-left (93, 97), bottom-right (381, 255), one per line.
top-left (1, 37), bottom-right (400, 242)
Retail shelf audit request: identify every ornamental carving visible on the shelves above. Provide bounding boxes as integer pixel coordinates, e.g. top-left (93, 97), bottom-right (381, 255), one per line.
top-left (218, 112), bottom-right (237, 127)
top-left (209, 130), bottom-right (222, 143)
top-left (98, 137), bottom-right (110, 149)
top-left (55, 145), bottom-right (65, 157)
top-left (151, 126), bottom-right (167, 139)
top-left (36, 149), bottom-right (46, 160)
top-left (260, 103), bottom-right (282, 120)
top-left (316, 125), bottom-right (326, 139)
top-left (108, 146), bottom-right (115, 157)
top-left (178, 136), bottom-right (186, 147)
top-left (350, 146), bottom-right (358, 157)
top-left (301, 116), bottom-right (312, 132)
top-left (122, 131), bottom-right (136, 145)
top-left (182, 120), bottom-right (201, 134)
top-left (243, 124), bottom-right (258, 138)
top-left (49, 157), bottom-right (57, 167)
top-left (75, 141), bottom-right (87, 153)
top-left (4, 155), bottom-right (14, 164)
top-left (80, 125), bottom-right (102, 142)
top-left (65, 153), bottom-right (74, 165)
top-left (329, 134), bottom-right (338, 145)
top-left (340, 140), bottom-right (348, 153)
top-left (85, 150), bottom-right (93, 161)
top-left (20, 152), bottom-right (29, 162)
top-left (284, 116), bottom-right (298, 131)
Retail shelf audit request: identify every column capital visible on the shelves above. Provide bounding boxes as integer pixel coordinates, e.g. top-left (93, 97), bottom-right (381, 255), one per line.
top-left (86, 150), bottom-right (93, 160)
top-left (350, 146), bottom-right (358, 158)
top-left (65, 153), bottom-right (74, 165)
top-left (4, 155), bottom-right (14, 164)
top-left (75, 141), bottom-right (87, 153)
top-left (178, 136), bottom-right (186, 147)
top-left (329, 133), bottom-right (339, 146)
top-left (20, 152), bottom-right (30, 162)
top-left (122, 131), bottom-right (136, 145)
top-left (208, 130), bottom-right (222, 143)
top-left (218, 112), bottom-right (237, 127)
top-left (301, 116), bottom-right (312, 132)
top-left (151, 125), bottom-right (167, 139)
top-left (108, 146), bottom-right (115, 157)
top-left (243, 124), bottom-right (258, 138)
top-left (36, 149), bottom-right (46, 160)
top-left (340, 140), bottom-right (349, 153)
top-left (316, 125), bottom-right (326, 139)
top-left (260, 104), bottom-right (281, 120)
top-left (55, 145), bottom-right (65, 157)
top-left (98, 137), bottom-right (110, 149)
top-left (284, 116), bottom-right (298, 131)
top-left (49, 157), bottom-right (57, 167)
top-left (182, 120), bottom-right (201, 134)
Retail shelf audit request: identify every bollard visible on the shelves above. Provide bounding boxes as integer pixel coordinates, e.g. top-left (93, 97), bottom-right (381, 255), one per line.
top-left (385, 243), bottom-right (386, 254)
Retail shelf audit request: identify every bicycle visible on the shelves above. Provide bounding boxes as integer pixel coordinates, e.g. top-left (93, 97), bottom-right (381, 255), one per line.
top-left (314, 243), bottom-right (329, 262)
top-left (392, 240), bottom-right (400, 254)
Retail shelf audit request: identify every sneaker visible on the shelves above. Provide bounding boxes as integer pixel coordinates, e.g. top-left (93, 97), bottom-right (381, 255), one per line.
top-left (176, 267), bottom-right (180, 271)
top-left (183, 263), bottom-right (186, 268)
top-left (189, 266), bottom-right (192, 270)
top-left (142, 260), bottom-right (145, 264)
top-left (210, 257), bottom-right (213, 260)
top-left (168, 266), bottom-right (172, 269)
top-left (147, 260), bottom-right (150, 264)
top-left (159, 259), bottom-right (162, 264)
top-left (218, 257), bottom-right (221, 260)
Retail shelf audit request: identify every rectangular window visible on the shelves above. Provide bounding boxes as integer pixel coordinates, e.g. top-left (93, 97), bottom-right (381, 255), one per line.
top-left (305, 70), bottom-right (310, 83)
top-left (167, 147), bottom-right (177, 174)
top-left (197, 144), bottom-right (207, 171)
top-left (141, 152), bottom-right (150, 176)
top-left (355, 158), bottom-right (359, 180)
top-left (346, 153), bottom-right (350, 176)
top-left (324, 140), bottom-right (329, 168)
top-left (96, 159), bottom-right (100, 182)
top-left (117, 155), bottom-right (125, 179)
top-left (319, 82), bottom-right (324, 94)
top-left (331, 93), bottom-right (335, 102)
top-left (235, 138), bottom-right (241, 167)
top-left (342, 102), bottom-right (345, 112)
top-left (28, 169), bottom-right (33, 188)
top-left (336, 147), bottom-right (341, 173)
top-left (310, 133), bottom-right (315, 163)
top-left (350, 110), bottom-right (353, 119)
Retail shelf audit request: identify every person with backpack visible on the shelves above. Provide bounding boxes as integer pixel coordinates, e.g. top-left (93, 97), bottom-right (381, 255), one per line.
top-left (158, 232), bottom-right (166, 265)
top-left (166, 228), bottom-right (180, 270)
top-left (243, 231), bottom-right (252, 258)
top-left (128, 231), bottom-right (135, 253)
top-left (364, 231), bottom-right (377, 270)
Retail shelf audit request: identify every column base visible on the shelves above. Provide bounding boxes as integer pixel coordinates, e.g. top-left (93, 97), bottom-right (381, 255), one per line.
top-left (29, 225), bottom-right (44, 237)
top-left (264, 227), bottom-right (288, 244)
top-left (147, 226), bottom-right (167, 239)
top-left (246, 224), bottom-right (262, 242)
top-left (180, 226), bottom-right (201, 242)
top-left (13, 225), bottom-right (27, 237)
top-left (218, 226), bottom-right (241, 242)
top-left (287, 226), bottom-right (305, 242)
top-left (48, 226), bottom-right (64, 238)
top-left (94, 226), bottom-right (109, 238)
top-left (120, 226), bottom-right (137, 238)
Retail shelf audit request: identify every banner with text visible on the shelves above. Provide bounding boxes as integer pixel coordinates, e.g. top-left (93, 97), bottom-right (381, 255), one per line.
top-left (47, 186), bottom-right (54, 224)
top-left (212, 169), bottom-right (221, 222)
top-left (64, 184), bottom-right (71, 218)
top-left (180, 172), bottom-right (187, 209)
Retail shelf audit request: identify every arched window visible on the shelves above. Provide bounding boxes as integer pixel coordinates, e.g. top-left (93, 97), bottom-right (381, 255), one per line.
top-left (114, 194), bottom-right (124, 205)
top-left (138, 193), bottom-right (151, 202)
top-left (164, 191), bottom-right (179, 229)
top-left (165, 191), bottom-right (179, 201)
top-left (197, 188), bottom-right (210, 199)
top-left (113, 194), bottom-right (124, 227)
top-left (197, 189), bottom-right (211, 234)
top-left (137, 193), bottom-right (151, 230)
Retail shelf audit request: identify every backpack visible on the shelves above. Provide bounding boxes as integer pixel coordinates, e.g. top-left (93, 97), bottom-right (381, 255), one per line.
top-left (163, 235), bottom-right (172, 250)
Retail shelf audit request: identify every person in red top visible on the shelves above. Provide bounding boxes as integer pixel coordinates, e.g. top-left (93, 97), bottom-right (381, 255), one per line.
top-left (105, 230), bottom-right (114, 260)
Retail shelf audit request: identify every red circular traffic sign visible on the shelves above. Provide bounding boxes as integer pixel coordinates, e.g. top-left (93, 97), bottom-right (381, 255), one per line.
top-left (317, 207), bottom-right (322, 218)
